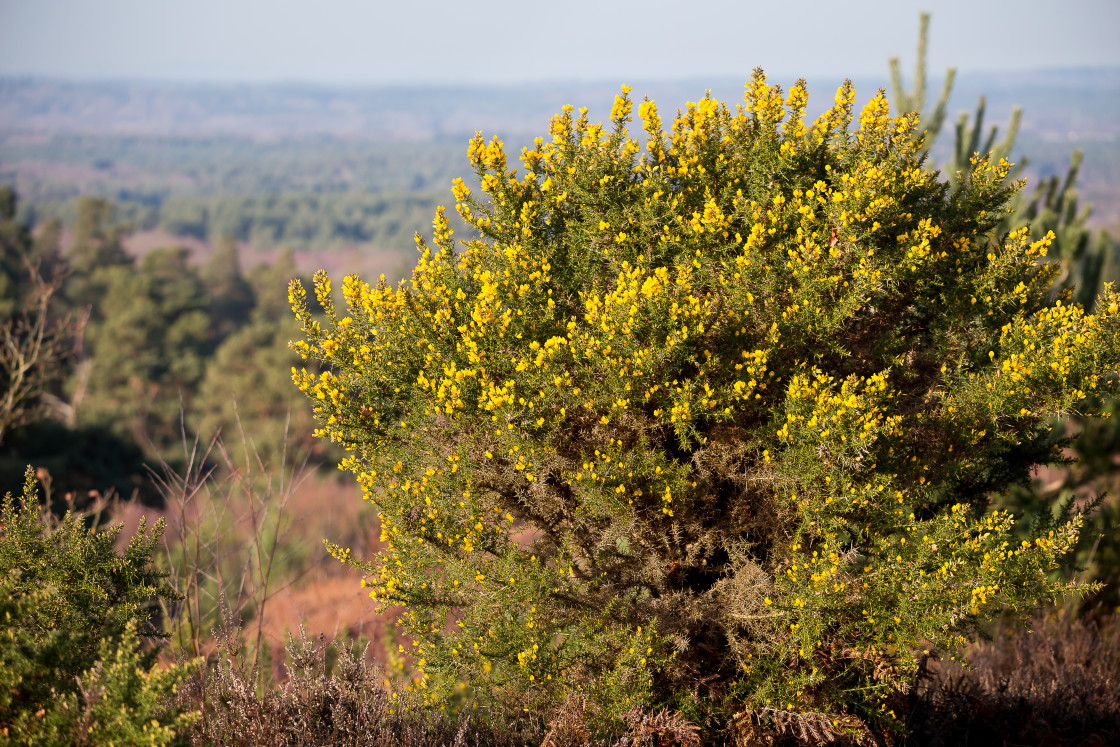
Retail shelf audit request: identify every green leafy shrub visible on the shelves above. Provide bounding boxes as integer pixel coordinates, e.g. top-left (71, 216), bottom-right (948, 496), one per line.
top-left (0, 466), bottom-right (198, 744)
top-left (290, 73), bottom-right (1120, 740)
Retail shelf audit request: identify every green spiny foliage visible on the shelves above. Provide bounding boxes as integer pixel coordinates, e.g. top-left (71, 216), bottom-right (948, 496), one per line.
top-left (2, 619), bottom-right (200, 747)
top-left (889, 12), bottom-right (1106, 310)
top-left (1006, 150), bottom-right (1101, 309)
top-left (1004, 392), bottom-right (1120, 616)
top-left (947, 97), bottom-right (1022, 188)
top-left (0, 466), bottom-right (197, 743)
top-left (291, 73), bottom-right (1120, 739)
top-left (891, 13), bottom-right (1120, 621)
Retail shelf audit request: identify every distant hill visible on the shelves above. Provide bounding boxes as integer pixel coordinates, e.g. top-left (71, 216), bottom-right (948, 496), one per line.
top-left (2, 70), bottom-right (1117, 141)
top-left (1, 69), bottom-right (1118, 249)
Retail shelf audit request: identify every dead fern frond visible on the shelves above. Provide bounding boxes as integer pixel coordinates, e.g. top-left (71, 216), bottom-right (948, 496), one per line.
top-left (733, 707), bottom-right (875, 747)
top-left (622, 706), bottom-right (701, 746)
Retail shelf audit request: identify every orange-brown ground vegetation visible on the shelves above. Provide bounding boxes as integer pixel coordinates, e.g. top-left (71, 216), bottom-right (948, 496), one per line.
top-left (105, 444), bottom-right (396, 672)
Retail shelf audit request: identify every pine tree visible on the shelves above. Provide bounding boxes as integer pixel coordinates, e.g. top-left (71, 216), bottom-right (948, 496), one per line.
top-left (194, 247), bottom-right (326, 462)
top-left (81, 247), bottom-right (210, 455)
top-left (202, 235), bottom-right (254, 344)
top-left (64, 197), bottom-right (134, 319)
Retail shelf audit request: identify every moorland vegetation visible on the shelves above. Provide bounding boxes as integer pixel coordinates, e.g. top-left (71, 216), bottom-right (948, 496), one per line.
top-left (2, 15), bottom-right (1120, 746)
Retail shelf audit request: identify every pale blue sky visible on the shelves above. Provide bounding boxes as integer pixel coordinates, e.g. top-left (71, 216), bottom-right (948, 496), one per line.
top-left (1, 0), bottom-right (1117, 84)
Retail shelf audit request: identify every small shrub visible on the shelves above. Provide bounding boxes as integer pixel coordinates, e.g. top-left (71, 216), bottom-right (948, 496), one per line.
top-left (0, 466), bottom-right (198, 744)
top-left (290, 73), bottom-right (1120, 739)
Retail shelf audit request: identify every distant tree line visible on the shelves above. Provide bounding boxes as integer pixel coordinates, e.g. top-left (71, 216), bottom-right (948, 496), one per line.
top-left (2, 134), bottom-right (477, 250)
top-left (2, 134), bottom-right (467, 200)
top-left (22, 190), bottom-right (463, 252)
top-left (158, 191), bottom-right (450, 248)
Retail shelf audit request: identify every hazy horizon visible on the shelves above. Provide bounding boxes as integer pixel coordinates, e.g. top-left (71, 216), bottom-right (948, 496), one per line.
top-left (4, 65), bottom-right (1120, 90)
top-left (2, 0), bottom-right (1118, 86)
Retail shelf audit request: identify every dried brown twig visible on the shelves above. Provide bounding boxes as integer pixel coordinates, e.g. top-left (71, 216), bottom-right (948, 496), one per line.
top-left (0, 256), bottom-right (77, 445)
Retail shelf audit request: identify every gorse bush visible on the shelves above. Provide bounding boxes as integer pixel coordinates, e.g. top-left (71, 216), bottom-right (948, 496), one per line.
top-left (290, 71), bottom-right (1120, 739)
top-left (0, 466), bottom-right (198, 744)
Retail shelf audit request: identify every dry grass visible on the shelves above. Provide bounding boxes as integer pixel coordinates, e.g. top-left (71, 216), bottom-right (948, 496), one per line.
top-left (104, 424), bottom-right (395, 682)
top-left (180, 621), bottom-right (528, 747)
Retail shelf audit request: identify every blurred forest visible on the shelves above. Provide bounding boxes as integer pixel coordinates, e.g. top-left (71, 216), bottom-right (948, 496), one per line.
top-left (2, 136), bottom-right (467, 250)
top-left (0, 189), bottom-right (331, 493)
top-left (0, 186), bottom-right (391, 661)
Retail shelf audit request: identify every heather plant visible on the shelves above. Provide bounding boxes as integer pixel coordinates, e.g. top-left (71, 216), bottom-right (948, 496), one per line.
top-left (183, 621), bottom-right (530, 747)
top-left (290, 72), bottom-right (1120, 739)
top-left (905, 611), bottom-right (1120, 746)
